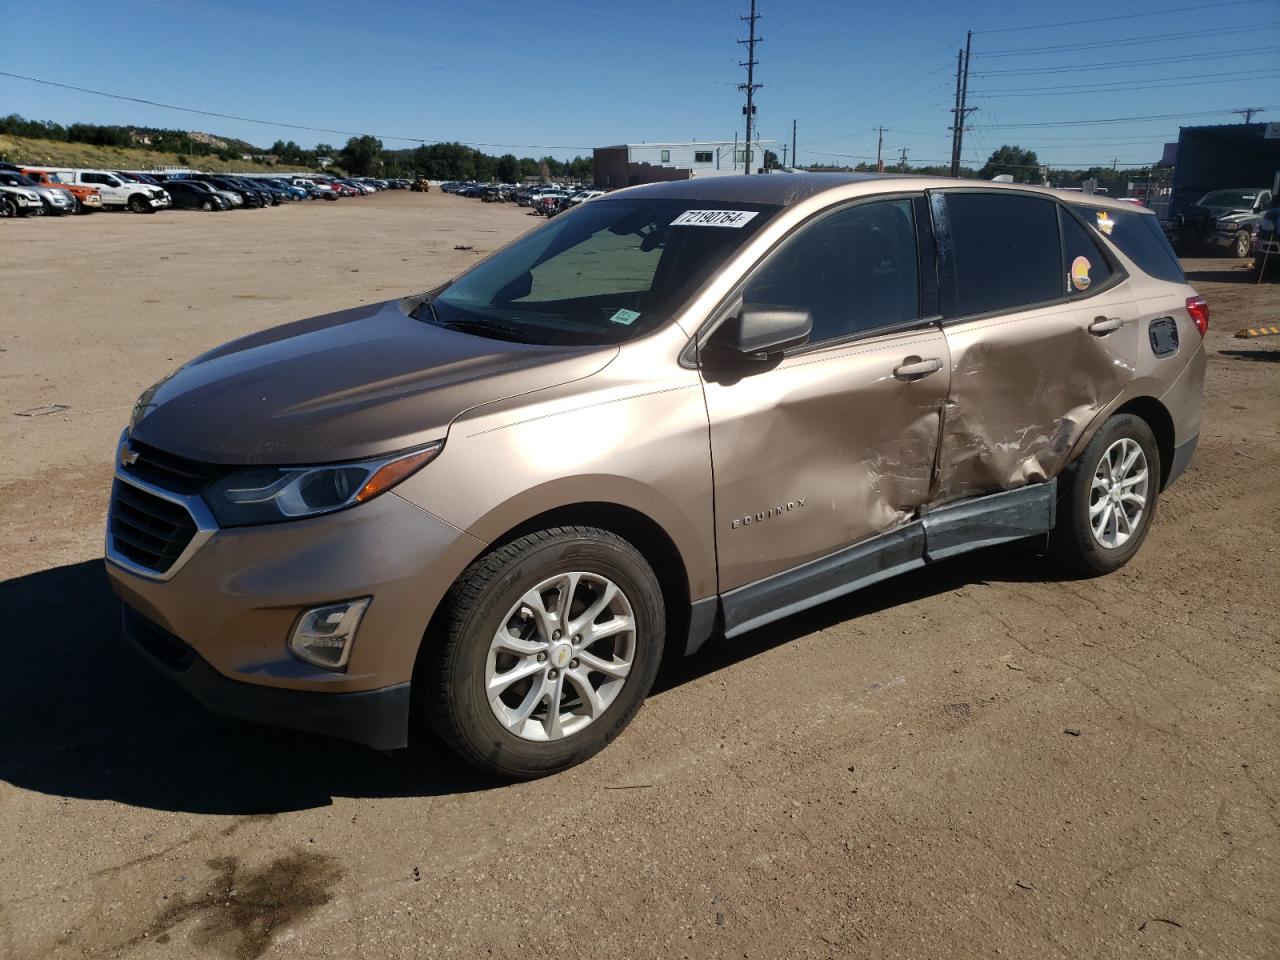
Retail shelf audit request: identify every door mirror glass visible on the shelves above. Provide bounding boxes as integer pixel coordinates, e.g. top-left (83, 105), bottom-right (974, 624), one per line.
top-left (727, 304), bottom-right (813, 355)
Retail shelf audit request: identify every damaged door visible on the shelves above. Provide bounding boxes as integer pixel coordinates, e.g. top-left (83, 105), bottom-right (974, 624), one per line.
top-left (929, 190), bottom-right (1138, 504)
top-left (699, 195), bottom-right (950, 592)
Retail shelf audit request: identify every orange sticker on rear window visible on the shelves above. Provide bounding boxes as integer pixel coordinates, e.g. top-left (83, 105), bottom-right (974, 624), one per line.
top-left (1071, 256), bottom-right (1092, 291)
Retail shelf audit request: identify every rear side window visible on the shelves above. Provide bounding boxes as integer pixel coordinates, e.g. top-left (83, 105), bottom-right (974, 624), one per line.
top-left (1080, 206), bottom-right (1184, 283)
top-left (1060, 208), bottom-right (1114, 298)
top-left (942, 192), bottom-right (1061, 316)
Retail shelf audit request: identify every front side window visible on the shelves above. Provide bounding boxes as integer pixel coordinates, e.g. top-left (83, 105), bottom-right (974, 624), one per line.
top-left (743, 198), bottom-right (920, 346)
top-left (428, 198), bottom-right (780, 345)
top-left (942, 192), bottom-right (1060, 317)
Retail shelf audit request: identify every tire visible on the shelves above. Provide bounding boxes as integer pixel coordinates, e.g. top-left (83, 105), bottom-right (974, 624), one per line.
top-left (1049, 413), bottom-right (1161, 576)
top-left (420, 526), bottom-right (666, 779)
top-left (0, 196), bottom-right (16, 218)
top-left (1233, 230), bottom-right (1252, 258)
top-left (127, 194), bottom-right (151, 214)
top-left (202, 199), bottom-right (214, 211)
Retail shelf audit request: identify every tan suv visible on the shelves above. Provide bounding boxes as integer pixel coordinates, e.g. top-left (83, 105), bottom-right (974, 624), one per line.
top-left (105, 175), bottom-right (1206, 778)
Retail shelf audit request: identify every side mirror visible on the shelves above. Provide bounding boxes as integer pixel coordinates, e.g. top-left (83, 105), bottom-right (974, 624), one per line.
top-left (726, 304), bottom-right (813, 355)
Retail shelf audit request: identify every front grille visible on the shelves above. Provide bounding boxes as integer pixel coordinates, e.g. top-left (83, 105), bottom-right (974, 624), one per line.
top-left (123, 439), bottom-right (231, 494)
top-left (109, 480), bottom-right (198, 574)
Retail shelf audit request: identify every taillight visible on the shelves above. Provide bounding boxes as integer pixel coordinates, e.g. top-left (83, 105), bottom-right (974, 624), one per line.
top-left (1186, 296), bottom-right (1209, 337)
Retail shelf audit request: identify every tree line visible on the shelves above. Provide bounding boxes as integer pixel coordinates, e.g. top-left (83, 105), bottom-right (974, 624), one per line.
top-left (0, 114), bottom-right (255, 161)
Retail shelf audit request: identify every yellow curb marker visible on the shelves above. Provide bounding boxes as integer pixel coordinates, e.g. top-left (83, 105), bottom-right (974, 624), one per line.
top-left (1234, 325), bottom-right (1280, 338)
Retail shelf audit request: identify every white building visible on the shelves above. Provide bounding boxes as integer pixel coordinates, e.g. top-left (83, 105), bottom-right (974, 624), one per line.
top-left (593, 139), bottom-right (777, 187)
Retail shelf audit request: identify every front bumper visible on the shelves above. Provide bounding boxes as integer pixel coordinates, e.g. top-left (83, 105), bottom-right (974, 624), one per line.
top-left (1254, 234), bottom-right (1280, 257)
top-left (123, 604), bottom-right (412, 749)
top-left (105, 477), bottom-right (486, 739)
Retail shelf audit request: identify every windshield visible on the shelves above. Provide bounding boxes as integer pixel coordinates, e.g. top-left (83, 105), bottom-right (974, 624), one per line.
top-left (1198, 189), bottom-right (1258, 208)
top-left (428, 197), bottom-right (780, 345)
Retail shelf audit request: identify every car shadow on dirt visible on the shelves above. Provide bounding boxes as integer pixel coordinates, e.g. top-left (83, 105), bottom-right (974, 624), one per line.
top-left (1, 545), bottom-right (1078, 814)
top-left (1219, 348), bottom-right (1280, 362)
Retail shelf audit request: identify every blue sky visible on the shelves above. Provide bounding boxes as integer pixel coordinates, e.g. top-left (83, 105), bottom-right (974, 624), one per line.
top-left (2, 0), bottom-right (1278, 170)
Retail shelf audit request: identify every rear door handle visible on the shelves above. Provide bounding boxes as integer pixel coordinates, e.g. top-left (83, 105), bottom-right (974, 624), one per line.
top-left (893, 356), bottom-right (943, 380)
top-left (1089, 316), bottom-right (1124, 336)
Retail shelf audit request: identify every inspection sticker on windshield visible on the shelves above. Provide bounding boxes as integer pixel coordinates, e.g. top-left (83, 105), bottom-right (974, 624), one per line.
top-left (610, 308), bottom-right (641, 325)
top-left (670, 209), bottom-right (759, 228)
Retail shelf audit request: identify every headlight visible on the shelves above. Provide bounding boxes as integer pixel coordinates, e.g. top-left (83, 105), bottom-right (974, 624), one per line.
top-left (202, 443), bottom-right (442, 527)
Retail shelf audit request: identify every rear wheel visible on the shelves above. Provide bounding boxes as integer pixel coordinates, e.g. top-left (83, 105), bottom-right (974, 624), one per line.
top-left (420, 526), bottom-right (665, 779)
top-left (1050, 414), bottom-right (1161, 575)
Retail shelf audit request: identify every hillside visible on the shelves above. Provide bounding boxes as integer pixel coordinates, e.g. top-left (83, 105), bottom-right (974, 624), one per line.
top-left (0, 135), bottom-right (316, 174)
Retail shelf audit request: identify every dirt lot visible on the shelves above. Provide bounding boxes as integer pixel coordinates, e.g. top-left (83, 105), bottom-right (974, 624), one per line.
top-left (1, 191), bottom-right (1277, 960)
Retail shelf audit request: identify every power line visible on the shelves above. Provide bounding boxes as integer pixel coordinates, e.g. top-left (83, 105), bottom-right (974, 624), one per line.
top-left (973, 0), bottom-right (1265, 33)
top-left (977, 22), bottom-right (1279, 57)
top-left (985, 106), bottom-right (1277, 129)
top-left (974, 72), bottom-right (1280, 97)
top-left (0, 70), bottom-right (595, 152)
top-left (975, 44), bottom-right (1275, 74)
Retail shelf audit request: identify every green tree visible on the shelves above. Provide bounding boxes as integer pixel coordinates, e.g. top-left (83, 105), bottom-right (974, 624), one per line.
top-left (339, 135), bottom-right (383, 176)
top-left (979, 145), bottom-right (1040, 183)
top-left (495, 153), bottom-right (519, 183)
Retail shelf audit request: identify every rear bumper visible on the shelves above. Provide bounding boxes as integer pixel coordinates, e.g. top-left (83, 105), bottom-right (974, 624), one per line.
top-left (123, 603), bottom-right (412, 750)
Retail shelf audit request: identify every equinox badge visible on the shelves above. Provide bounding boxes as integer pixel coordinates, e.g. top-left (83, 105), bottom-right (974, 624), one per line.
top-left (731, 498), bottom-right (805, 529)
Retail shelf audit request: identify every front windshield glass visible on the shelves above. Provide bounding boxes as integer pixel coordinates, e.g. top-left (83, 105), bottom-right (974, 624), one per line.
top-left (428, 197), bottom-right (780, 345)
top-left (1198, 189), bottom-right (1257, 208)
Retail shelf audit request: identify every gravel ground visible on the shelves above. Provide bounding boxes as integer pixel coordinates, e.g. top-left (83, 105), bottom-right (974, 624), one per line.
top-left (1, 191), bottom-right (1276, 960)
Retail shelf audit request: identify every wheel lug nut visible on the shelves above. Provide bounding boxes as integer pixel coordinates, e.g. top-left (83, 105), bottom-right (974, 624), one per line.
top-left (569, 659), bottom-right (578, 669)
top-left (537, 652), bottom-right (546, 662)
top-left (553, 630), bottom-right (562, 640)
top-left (571, 635), bottom-right (581, 645)
top-left (548, 669), bottom-right (558, 679)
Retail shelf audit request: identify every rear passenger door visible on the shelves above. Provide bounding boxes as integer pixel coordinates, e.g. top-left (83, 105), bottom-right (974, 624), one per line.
top-left (930, 190), bottom-right (1137, 504)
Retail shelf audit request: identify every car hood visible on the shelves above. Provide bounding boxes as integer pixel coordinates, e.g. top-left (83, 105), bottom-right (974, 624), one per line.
top-left (129, 298), bottom-right (616, 465)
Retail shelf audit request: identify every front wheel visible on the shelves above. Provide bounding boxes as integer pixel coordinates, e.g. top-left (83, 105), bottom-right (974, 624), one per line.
top-left (202, 199), bottom-right (214, 211)
top-left (419, 526), bottom-right (665, 779)
top-left (127, 194), bottom-right (151, 213)
top-left (1050, 414), bottom-right (1161, 576)
top-left (1233, 229), bottom-right (1253, 258)
top-left (0, 196), bottom-right (16, 218)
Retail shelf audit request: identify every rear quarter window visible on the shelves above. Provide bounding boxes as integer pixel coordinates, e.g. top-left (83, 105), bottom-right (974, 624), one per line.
top-left (1079, 206), bottom-right (1184, 283)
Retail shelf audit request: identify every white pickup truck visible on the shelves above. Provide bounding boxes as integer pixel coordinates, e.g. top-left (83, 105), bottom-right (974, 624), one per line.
top-left (55, 170), bottom-right (170, 213)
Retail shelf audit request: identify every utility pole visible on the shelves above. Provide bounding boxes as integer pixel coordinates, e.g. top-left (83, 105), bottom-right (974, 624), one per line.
top-left (876, 125), bottom-right (886, 173)
top-left (781, 143), bottom-right (789, 168)
top-left (738, 0), bottom-right (763, 175)
top-left (1234, 107), bottom-right (1265, 124)
top-left (949, 31), bottom-right (976, 177)
top-left (791, 118), bottom-right (797, 171)
top-left (898, 146), bottom-right (909, 172)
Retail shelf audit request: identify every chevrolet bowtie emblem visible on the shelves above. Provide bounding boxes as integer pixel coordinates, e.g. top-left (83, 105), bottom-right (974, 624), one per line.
top-left (120, 443), bottom-right (140, 467)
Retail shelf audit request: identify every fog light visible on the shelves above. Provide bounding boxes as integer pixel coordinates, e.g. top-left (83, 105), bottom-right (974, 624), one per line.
top-left (289, 598), bottom-right (371, 670)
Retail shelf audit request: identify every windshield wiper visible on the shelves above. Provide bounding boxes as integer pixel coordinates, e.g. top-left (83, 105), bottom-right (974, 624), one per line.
top-left (441, 317), bottom-right (547, 345)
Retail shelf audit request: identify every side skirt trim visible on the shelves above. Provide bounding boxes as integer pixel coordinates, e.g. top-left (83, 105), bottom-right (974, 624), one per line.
top-left (710, 480), bottom-right (1056, 645)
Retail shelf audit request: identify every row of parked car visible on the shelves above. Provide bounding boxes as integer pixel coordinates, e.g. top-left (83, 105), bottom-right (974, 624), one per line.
top-left (0, 163), bottom-right (420, 218)
top-left (440, 181), bottom-right (606, 217)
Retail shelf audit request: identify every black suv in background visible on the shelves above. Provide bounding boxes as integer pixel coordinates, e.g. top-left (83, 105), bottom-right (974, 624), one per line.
top-left (186, 174), bottom-right (264, 208)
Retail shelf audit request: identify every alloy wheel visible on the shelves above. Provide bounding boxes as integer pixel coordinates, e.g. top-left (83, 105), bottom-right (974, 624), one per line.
top-left (1089, 438), bottom-right (1149, 549)
top-left (485, 571), bottom-right (636, 742)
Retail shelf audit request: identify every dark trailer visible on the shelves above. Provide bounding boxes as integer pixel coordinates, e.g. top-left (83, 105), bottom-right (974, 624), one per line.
top-left (1165, 123), bottom-right (1280, 253)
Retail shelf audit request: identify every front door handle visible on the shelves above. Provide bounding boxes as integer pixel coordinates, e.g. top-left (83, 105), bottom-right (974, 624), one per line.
top-left (1089, 316), bottom-right (1124, 336)
top-left (893, 356), bottom-right (943, 380)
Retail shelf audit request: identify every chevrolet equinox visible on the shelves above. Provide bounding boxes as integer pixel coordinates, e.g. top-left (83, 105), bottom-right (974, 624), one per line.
top-left (106, 174), bottom-right (1206, 778)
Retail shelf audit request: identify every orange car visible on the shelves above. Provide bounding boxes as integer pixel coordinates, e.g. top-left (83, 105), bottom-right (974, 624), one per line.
top-left (21, 167), bottom-right (103, 214)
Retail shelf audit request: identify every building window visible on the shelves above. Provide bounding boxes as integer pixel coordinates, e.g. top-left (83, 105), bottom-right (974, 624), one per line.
top-left (661, 149), bottom-right (671, 163)
top-left (735, 149), bottom-right (752, 164)
top-left (694, 151), bottom-right (713, 164)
